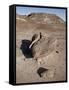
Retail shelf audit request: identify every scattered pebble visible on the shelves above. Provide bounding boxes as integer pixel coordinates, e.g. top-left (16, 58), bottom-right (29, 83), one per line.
top-left (56, 51), bottom-right (59, 53)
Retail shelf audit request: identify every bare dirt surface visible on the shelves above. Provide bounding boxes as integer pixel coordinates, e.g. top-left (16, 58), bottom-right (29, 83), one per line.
top-left (16, 13), bottom-right (66, 83)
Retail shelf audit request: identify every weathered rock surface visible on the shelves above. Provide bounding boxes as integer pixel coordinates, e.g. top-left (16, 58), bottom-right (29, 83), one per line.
top-left (41, 68), bottom-right (56, 79)
top-left (31, 33), bottom-right (56, 59)
top-left (37, 67), bottom-right (56, 79)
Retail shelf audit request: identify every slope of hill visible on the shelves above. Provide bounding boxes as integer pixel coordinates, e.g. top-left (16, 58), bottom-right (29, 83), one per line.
top-left (16, 13), bottom-right (65, 31)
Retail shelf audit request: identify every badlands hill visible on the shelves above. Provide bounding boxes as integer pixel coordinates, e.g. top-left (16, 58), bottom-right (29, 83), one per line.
top-left (16, 13), bottom-right (65, 24)
top-left (16, 13), bottom-right (65, 32)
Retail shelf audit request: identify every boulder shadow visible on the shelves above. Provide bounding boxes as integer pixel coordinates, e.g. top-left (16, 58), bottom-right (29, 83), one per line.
top-left (37, 67), bottom-right (48, 77)
top-left (20, 40), bottom-right (33, 58)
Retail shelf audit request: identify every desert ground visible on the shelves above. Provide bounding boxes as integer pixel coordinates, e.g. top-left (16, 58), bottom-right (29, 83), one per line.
top-left (16, 13), bottom-right (66, 83)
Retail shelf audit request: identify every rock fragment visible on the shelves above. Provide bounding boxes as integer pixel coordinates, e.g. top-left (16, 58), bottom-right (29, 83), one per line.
top-left (37, 67), bottom-right (56, 79)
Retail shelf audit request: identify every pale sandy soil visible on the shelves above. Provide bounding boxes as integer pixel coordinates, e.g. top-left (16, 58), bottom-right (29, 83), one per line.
top-left (16, 14), bottom-right (66, 84)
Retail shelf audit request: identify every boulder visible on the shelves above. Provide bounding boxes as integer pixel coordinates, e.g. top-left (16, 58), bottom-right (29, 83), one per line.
top-left (41, 68), bottom-right (56, 79)
top-left (30, 33), bottom-right (56, 59)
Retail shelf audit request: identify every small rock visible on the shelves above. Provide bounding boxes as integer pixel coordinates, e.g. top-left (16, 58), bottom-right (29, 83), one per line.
top-left (56, 51), bottom-right (59, 53)
top-left (41, 69), bottom-right (55, 79)
top-left (23, 58), bottom-right (25, 61)
top-left (37, 67), bottom-right (48, 77)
